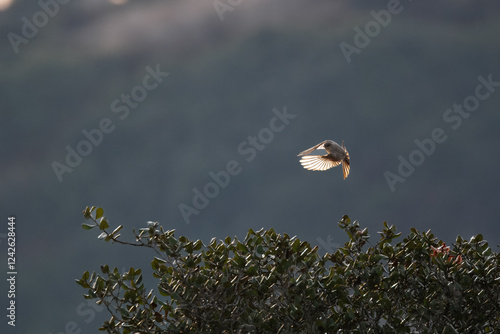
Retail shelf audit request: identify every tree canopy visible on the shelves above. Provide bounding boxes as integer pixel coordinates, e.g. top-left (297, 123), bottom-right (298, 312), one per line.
top-left (77, 206), bottom-right (499, 333)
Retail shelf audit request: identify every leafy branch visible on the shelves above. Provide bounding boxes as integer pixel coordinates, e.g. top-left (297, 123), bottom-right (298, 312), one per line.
top-left (77, 208), bottom-right (500, 333)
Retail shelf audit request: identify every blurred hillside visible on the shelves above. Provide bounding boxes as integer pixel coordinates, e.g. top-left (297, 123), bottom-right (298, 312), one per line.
top-left (1, 0), bottom-right (500, 332)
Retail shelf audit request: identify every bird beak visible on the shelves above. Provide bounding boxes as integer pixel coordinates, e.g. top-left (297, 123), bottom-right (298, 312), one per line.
top-left (317, 144), bottom-right (325, 150)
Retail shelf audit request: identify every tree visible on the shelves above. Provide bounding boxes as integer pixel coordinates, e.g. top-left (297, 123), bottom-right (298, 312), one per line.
top-left (77, 206), bottom-right (500, 333)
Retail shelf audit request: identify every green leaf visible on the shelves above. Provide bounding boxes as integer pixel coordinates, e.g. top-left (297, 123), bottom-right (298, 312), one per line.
top-left (95, 207), bottom-right (104, 219)
top-left (237, 242), bottom-right (249, 253)
top-left (233, 254), bottom-right (246, 267)
top-left (111, 225), bottom-right (123, 235)
top-left (247, 265), bottom-right (258, 276)
top-left (99, 218), bottom-right (109, 230)
top-left (193, 240), bottom-right (203, 251)
top-left (185, 242), bottom-right (194, 254)
top-left (83, 207), bottom-right (91, 219)
top-left (82, 223), bottom-right (96, 230)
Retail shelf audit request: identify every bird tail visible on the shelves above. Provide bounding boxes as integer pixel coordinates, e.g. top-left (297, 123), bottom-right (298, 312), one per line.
top-left (342, 141), bottom-right (350, 179)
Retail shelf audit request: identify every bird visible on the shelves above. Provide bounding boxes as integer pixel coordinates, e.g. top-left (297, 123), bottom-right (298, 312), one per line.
top-left (297, 140), bottom-right (350, 179)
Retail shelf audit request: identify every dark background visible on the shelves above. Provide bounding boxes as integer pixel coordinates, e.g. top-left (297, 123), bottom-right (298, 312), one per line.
top-left (1, 0), bottom-right (499, 332)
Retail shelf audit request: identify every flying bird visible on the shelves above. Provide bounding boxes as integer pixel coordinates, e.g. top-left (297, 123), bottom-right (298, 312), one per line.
top-left (297, 140), bottom-right (350, 179)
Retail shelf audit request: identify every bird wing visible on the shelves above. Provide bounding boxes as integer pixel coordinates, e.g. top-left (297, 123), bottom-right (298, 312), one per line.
top-left (299, 155), bottom-right (341, 171)
top-left (297, 141), bottom-right (327, 156)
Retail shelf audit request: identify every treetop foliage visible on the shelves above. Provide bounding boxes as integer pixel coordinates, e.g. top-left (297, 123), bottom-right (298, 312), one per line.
top-left (77, 206), bottom-right (499, 333)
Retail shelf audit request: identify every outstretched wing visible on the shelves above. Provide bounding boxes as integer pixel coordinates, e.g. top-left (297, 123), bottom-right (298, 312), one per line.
top-left (299, 155), bottom-right (341, 171)
top-left (297, 140), bottom-right (327, 156)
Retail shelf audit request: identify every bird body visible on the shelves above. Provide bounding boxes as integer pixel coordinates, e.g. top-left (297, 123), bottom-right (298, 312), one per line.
top-left (297, 140), bottom-right (350, 179)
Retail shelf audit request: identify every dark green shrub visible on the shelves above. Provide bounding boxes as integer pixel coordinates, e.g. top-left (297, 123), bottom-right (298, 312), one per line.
top-left (77, 206), bottom-right (499, 333)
